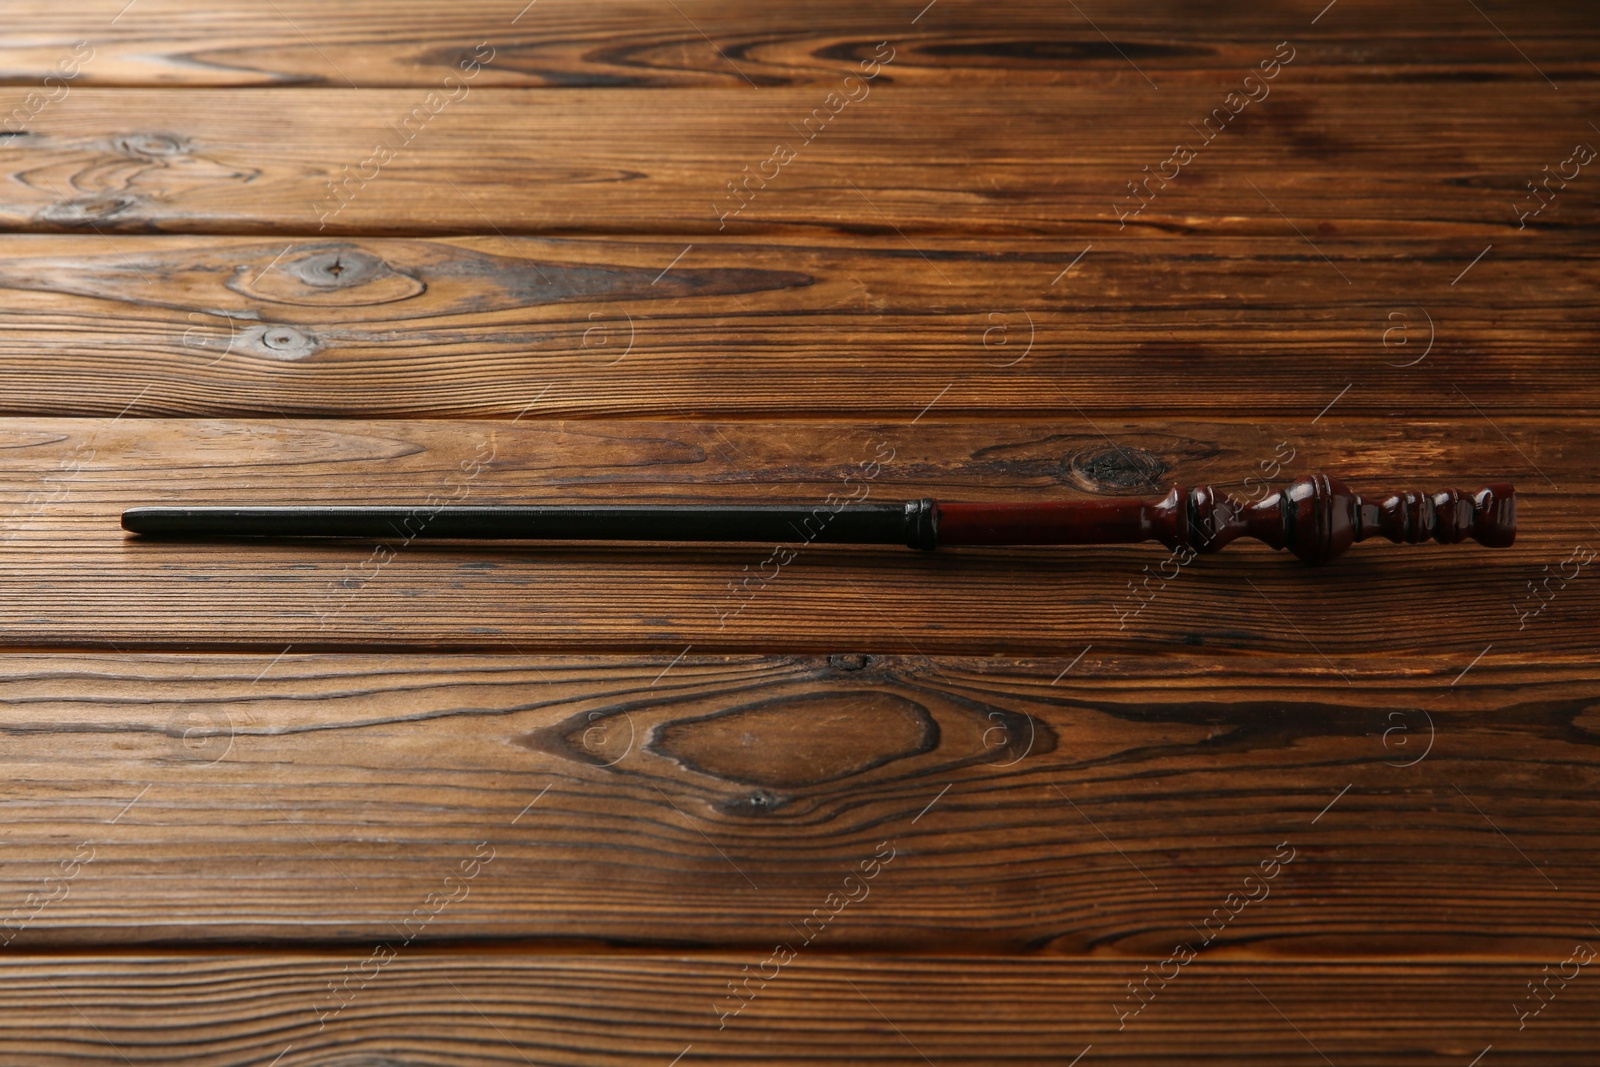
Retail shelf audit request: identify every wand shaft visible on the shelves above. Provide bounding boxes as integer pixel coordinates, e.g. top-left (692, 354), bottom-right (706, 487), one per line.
top-left (122, 501), bottom-right (932, 547)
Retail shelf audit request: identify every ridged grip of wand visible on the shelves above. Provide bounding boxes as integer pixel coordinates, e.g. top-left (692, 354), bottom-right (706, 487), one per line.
top-left (1156, 476), bottom-right (1517, 563)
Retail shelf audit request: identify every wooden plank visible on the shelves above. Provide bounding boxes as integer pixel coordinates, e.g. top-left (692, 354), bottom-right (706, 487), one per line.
top-left (1, 650), bottom-right (1597, 955)
top-left (0, 0), bottom-right (1593, 88)
top-left (1, 83), bottom-right (1597, 235)
top-left (0, 233), bottom-right (1592, 418)
top-left (0, 953), bottom-right (1594, 1064)
top-left (0, 416), bottom-right (1586, 656)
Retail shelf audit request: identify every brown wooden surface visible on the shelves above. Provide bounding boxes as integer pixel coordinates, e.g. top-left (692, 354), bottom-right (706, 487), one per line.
top-left (0, 0), bottom-right (1594, 87)
top-left (0, 650), bottom-right (1595, 959)
top-left (0, 0), bottom-right (1596, 1062)
top-left (2, 955), bottom-right (1596, 1066)
top-left (0, 234), bottom-right (1592, 418)
top-left (3, 84), bottom-right (1599, 236)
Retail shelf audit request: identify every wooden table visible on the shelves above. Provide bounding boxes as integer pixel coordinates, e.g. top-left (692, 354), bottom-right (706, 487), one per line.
top-left (0, 1), bottom-right (1595, 1062)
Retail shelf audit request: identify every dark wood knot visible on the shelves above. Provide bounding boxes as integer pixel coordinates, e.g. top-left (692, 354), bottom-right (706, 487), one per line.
top-left (718, 790), bottom-right (786, 817)
top-left (1065, 444), bottom-right (1168, 494)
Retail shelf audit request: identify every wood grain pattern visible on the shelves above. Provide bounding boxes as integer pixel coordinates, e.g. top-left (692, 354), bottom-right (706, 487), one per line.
top-left (0, 0), bottom-right (1594, 88)
top-left (0, 233), bottom-right (1592, 418)
top-left (0, 416), bottom-right (1586, 655)
top-left (1, 953), bottom-right (1595, 1065)
top-left (1, 83), bottom-right (1597, 235)
top-left (0, 0), bottom-right (1595, 1055)
top-left (0, 650), bottom-right (1596, 957)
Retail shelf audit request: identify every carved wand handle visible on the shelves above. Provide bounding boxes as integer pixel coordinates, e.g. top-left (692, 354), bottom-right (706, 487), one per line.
top-left (935, 475), bottom-right (1516, 563)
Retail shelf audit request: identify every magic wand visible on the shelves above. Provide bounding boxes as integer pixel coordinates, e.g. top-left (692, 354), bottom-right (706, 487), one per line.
top-left (122, 475), bottom-right (1515, 565)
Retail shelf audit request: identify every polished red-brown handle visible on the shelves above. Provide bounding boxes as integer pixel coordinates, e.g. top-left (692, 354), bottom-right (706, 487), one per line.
top-left (934, 476), bottom-right (1516, 563)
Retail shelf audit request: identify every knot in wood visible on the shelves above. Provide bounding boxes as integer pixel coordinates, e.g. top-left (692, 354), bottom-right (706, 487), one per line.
top-left (1066, 444), bottom-right (1167, 493)
top-left (653, 691), bottom-right (934, 790)
top-left (114, 133), bottom-right (188, 159)
top-left (287, 248), bottom-right (385, 289)
top-left (242, 324), bottom-right (319, 360)
top-left (230, 244), bottom-right (425, 306)
top-left (720, 790), bottom-right (785, 817)
top-left (40, 195), bottom-right (137, 224)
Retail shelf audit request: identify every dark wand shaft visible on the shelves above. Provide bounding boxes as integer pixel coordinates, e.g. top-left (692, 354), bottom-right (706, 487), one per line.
top-left (121, 475), bottom-right (1516, 564)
